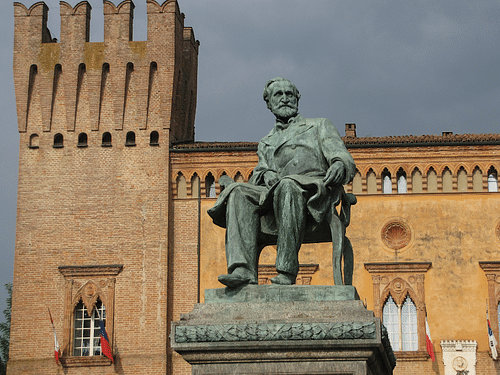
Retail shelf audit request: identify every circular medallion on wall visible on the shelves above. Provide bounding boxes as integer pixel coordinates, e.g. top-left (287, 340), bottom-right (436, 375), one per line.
top-left (380, 218), bottom-right (413, 253)
top-left (452, 356), bottom-right (467, 371)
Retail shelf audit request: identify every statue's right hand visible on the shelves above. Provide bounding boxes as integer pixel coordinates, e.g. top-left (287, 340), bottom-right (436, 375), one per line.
top-left (264, 171), bottom-right (279, 187)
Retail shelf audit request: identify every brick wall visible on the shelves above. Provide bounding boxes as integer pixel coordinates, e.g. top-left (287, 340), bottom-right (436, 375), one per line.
top-left (10, 1), bottom-right (198, 374)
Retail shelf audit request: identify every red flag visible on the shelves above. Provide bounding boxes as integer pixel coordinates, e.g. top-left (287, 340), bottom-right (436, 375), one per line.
top-left (48, 308), bottom-right (60, 366)
top-left (425, 317), bottom-right (435, 361)
top-left (98, 319), bottom-right (113, 362)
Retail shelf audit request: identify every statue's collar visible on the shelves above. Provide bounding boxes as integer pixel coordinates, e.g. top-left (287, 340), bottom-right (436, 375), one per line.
top-left (261, 115), bottom-right (309, 146)
top-left (274, 114), bottom-right (302, 129)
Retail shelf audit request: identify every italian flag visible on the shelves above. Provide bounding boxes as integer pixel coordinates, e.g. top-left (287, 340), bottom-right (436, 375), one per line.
top-left (425, 317), bottom-right (435, 361)
top-left (48, 308), bottom-right (60, 366)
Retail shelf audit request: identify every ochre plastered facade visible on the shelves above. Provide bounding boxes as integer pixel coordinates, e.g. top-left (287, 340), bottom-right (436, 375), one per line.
top-left (171, 137), bottom-right (500, 375)
top-left (9, 1), bottom-right (500, 375)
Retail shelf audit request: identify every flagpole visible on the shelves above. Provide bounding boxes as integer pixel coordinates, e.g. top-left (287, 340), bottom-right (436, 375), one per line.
top-left (48, 308), bottom-right (61, 366)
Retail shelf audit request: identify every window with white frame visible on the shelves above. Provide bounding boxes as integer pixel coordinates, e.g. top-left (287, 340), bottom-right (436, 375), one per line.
top-left (383, 294), bottom-right (418, 351)
top-left (73, 299), bottom-right (106, 357)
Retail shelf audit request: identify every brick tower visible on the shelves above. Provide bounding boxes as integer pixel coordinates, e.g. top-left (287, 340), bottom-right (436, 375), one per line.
top-left (10, 0), bottom-right (198, 373)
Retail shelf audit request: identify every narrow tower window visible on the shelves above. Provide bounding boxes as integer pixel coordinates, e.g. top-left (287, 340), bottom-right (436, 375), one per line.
top-left (53, 133), bottom-right (64, 148)
top-left (125, 131), bottom-right (136, 146)
top-left (149, 131), bottom-right (159, 146)
top-left (29, 134), bottom-right (39, 149)
top-left (77, 133), bottom-right (88, 147)
top-left (102, 132), bottom-right (112, 147)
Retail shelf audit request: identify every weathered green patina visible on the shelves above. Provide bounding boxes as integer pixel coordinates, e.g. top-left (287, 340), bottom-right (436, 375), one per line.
top-left (208, 78), bottom-right (356, 287)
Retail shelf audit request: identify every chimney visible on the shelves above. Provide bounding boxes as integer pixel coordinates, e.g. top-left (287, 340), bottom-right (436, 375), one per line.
top-left (345, 123), bottom-right (357, 138)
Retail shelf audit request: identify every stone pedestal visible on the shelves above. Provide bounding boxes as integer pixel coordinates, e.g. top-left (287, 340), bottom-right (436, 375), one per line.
top-left (171, 285), bottom-right (395, 374)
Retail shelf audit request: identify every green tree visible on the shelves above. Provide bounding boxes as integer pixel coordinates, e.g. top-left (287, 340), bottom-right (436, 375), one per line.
top-left (0, 283), bottom-right (12, 375)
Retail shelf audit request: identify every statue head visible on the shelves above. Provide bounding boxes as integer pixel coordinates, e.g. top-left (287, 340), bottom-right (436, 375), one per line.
top-left (263, 78), bottom-right (301, 121)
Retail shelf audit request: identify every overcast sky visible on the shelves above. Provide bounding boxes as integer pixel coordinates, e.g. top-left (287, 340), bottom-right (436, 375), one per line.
top-left (0, 0), bottom-right (499, 320)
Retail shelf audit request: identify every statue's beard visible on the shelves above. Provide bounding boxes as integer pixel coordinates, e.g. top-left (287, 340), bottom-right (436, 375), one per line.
top-left (271, 104), bottom-right (298, 121)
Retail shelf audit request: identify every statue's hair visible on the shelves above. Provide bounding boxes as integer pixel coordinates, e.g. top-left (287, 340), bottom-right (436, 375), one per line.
top-left (263, 77), bottom-right (301, 104)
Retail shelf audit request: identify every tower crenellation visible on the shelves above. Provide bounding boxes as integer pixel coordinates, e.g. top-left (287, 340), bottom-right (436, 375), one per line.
top-left (13, 0), bottom-right (198, 142)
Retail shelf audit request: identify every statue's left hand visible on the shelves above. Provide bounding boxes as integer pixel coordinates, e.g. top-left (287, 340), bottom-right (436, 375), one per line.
top-left (323, 161), bottom-right (345, 187)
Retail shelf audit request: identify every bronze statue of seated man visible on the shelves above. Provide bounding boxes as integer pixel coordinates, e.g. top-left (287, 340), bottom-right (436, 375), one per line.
top-left (208, 78), bottom-right (356, 287)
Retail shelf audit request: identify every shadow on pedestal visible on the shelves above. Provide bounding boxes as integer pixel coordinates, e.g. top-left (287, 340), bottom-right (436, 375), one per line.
top-left (171, 285), bottom-right (396, 375)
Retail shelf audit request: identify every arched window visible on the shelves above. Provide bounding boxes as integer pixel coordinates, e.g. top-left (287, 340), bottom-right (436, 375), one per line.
top-left (366, 169), bottom-right (377, 194)
top-left (191, 173), bottom-right (200, 198)
top-left (53, 133), bottom-right (64, 148)
top-left (488, 167), bottom-right (498, 192)
top-left (382, 169), bottom-right (392, 194)
top-left (472, 167), bottom-right (483, 192)
top-left (73, 299), bottom-right (106, 357)
top-left (176, 173), bottom-right (187, 198)
top-left (457, 167), bottom-right (467, 192)
top-left (29, 133), bottom-right (39, 149)
top-left (77, 132), bottom-right (88, 147)
top-left (396, 168), bottom-right (407, 194)
top-left (352, 171), bottom-right (362, 194)
top-left (442, 167), bottom-right (452, 192)
top-left (382, 294), bottom-right (418, 351)
top-left (149, 131), bottom-right (159, 146)
top-left (411, 168), bottom-right (422, 193)
top-left (427, 168), bottom-right (437, 193)
top-left (383, 296), bottom-right (399, 350)
top-left (234, 172), bottom-right (244, 183)
top-left (205, 173), bottom-right (216, 198)
top-left (102, 132), bottom-right (112, 147)
top-left (125, 131), bottom-right (136, 146)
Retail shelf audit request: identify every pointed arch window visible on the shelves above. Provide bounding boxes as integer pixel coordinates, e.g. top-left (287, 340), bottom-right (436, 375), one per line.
top-left (411, 168), bottom-right (422, 193)
top-left (58, 265), bottom-right (122, 367)
top-left (488, 167), bottom-right (498, 192)
top-left (176, 173), bottom-right (187, 198)
top-left (191, 173), bottom-right (200, 198)
top-left (365, 262), bottom-right (431, 358)
top-left (205, 173), bottom-right (216, 198)
top-left (382, 169), bottom-right (392, 194)
top-left (366, 169), bottom-right (377, 194)
top-left (352, 170), bottom-right (362, 194)
top-left (397, 168), bottom-right (407, 194)
top-left (383, 294), bottom-right (417, 351)
top-left (73, 298), bottom-right (106, 357)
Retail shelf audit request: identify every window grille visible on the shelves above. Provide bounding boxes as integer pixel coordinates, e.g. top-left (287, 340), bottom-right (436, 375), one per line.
top-left (73, 299), bottom-right (106, 357)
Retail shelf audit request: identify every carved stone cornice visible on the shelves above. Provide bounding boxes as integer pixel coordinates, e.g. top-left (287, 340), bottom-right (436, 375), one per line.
top-left (479, 261), bottom-right (500, 273)
top-left (364, 262), bottom-right (431, 274)
top-left (58, 264), bottom-right (123, 277)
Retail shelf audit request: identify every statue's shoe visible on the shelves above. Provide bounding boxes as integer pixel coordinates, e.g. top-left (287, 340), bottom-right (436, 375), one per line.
top-left (218, 273), bottom-right (255, 288)
top-left (270, 273), bottom-right (296, 285)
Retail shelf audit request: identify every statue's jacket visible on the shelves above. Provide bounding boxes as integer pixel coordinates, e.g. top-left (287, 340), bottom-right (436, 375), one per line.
top-left (208, 114), bottom-right (356, 233)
